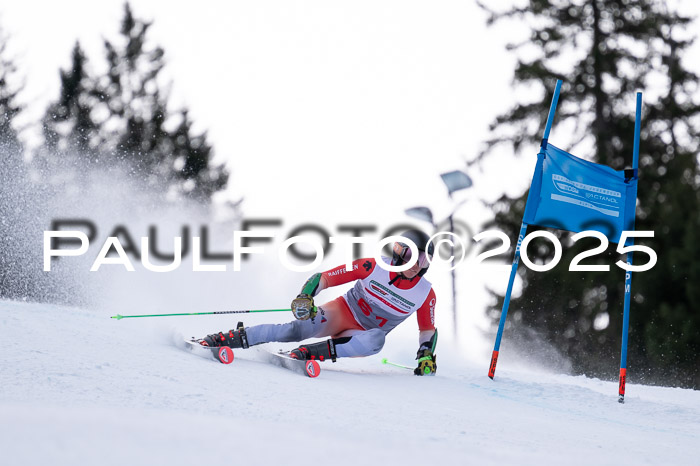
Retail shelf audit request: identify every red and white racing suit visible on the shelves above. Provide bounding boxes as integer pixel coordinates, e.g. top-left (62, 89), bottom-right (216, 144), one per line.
top-left (245, 257), bottom-right (437, 358)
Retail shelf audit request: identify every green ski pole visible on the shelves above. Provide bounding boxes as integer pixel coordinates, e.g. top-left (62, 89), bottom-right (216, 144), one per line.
top-left (111, 308), bottom-right (291, 320)
top-left (381, 358), bottom-right (413, 370)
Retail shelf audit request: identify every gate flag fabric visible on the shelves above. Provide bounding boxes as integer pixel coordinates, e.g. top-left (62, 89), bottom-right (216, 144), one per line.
top-left (522, 143), bottom-right (638, 245)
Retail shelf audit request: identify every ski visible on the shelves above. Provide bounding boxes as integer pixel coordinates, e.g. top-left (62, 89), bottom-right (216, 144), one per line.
top-left (264, 351), bottom-right (321, 378)
top-left (183, 339), bottom-right (234, 365)
top-left (181, 339), bottom-right (319, 377)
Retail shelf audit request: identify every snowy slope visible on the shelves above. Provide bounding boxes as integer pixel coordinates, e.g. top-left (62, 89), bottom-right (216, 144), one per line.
top-left (1, 299), bottom-right (699, 466)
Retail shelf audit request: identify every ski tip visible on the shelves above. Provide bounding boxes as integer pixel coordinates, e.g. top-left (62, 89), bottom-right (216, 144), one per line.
top-left (381, 358), bottom-right (388, 364)
top-left (216, 346), bottom-right (234, 364)
top-left (111, 314), bottom-right (123, 320)
top-left (488, 375), bottom-right (494, 380)
top-left (305, 360), bottom-right (321, 378)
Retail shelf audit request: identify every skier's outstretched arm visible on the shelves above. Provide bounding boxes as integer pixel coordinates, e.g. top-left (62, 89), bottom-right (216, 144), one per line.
top-left (291, 258), bottom-right (376, 320)
top-left (414, 289), bottom-right (437, 376)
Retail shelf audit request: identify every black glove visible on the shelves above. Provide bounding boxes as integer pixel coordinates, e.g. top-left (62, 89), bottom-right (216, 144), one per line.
top-left (414, 348), bottom-right (437, 376)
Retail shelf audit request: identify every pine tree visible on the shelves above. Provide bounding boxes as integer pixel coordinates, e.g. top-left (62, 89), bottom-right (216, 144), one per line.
top-left (169, 110), bottom-right (228, 201)
top-left (90, 2), bottom-right (228, 201)
top-left (0, 25), bottom-right (31, 298)
top-left (0, 29), bottom-right (23, 175)
top-left (94, 3), bottom-right (169, 174)
top-left (37, 41), bottom-right (101, 181)
top-left (478, 1), bottom-right (700, 387)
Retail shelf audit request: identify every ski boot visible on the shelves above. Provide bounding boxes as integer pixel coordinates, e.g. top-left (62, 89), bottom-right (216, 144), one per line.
top-left (200, 322), bottom-right (249, 349)
top-left (289, 339), bottom-right (337, 362)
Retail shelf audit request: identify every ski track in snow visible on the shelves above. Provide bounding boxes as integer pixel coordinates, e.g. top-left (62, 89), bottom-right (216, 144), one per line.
top-left (1, 300), bottom-right (699, 466)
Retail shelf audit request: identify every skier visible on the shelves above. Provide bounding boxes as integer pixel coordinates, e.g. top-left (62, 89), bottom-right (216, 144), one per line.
top-left (200, 229), bottom-right (438, 375)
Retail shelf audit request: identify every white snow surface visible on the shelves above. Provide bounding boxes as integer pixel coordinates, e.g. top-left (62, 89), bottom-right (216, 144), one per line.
top-left (1, 299), bottom-right (699, 466)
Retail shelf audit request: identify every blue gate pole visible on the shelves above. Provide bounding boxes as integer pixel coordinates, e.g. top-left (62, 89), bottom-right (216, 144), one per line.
top-left (618, 92), bottom-right (642, 403)
top-left (489, 222), bottom-right (528, 379)
top-left (541, 79), bottom-right (562, 148)
top-left (488, 79), bottom-right (562, 380)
